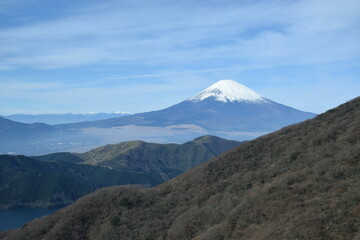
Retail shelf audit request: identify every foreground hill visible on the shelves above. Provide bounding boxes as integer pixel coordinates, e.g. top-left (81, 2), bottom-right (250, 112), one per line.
top-left (0, 155), bottom-right (158, 209)
top-left (35, 135), bottom-right (242, 181)
top-left (2, 97), bottom-right (359, 240)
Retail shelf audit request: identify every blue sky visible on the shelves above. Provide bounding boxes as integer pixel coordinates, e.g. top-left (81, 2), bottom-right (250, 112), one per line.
top-left (0, 0), bottom-right (359, 115)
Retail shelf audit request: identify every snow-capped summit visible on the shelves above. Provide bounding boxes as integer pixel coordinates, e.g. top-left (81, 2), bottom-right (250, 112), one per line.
top-left (189, 80), bottom-right (266, 103)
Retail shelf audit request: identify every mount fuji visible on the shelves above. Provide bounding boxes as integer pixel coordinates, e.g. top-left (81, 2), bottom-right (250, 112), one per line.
top-left (61, 80), bottom-right (315, 133)
top-left (0, 80), bottom-right (316, 154)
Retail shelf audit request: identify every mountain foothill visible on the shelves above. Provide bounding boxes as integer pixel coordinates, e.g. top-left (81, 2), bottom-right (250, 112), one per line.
top-left (0, 135), bottom-right (242, 209)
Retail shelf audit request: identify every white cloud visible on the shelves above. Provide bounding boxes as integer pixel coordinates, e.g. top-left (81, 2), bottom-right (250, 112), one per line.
top-left (1, 0), bottom-right (358, 70)
top-left (0, 80), bottom-right (64, 91)
top-left (0, 0), bottom-right (35, 13)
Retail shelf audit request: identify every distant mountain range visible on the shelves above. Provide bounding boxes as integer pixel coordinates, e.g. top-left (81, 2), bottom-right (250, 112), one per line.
top-left (0, 135), bottom-right (241, 209)
top-left (0, 116), bottom-right (56, 144)
top-left (3, 97), bottom-right (357, 240)
top-left (0, 116), bottom-right (90, 155)
top-left (0, 80), bottom-right (315, 155)
top-left (2, 112), bottom-right (131, 125)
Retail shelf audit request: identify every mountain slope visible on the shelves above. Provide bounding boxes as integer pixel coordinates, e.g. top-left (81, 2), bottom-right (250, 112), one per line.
top-left (0, 116), bottom-right (89, 155)
top-left (0, 155), bottom-right (158, 209)
top-left (3, 97), bottom-right (358, 240)
top-left (34, 135), bottom-right (243, 181)
top-left (0, 116), bottom-right (55, 141)
top-left (32, 152), bottom-right (85, 164)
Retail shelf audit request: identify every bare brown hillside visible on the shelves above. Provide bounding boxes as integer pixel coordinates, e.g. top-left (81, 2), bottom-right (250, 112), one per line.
top-left (1, 97), bottom-right (359, 240)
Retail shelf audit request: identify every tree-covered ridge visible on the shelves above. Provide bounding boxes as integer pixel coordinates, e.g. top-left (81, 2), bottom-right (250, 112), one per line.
top-left (0, 135), bottom-right (241, 209)
top-left (0, 155), bottom-right (159, 209)
top-left (36, 135), bottom-right (243, 181)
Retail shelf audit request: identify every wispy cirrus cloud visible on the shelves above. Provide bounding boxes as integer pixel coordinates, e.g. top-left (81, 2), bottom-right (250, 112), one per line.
top-left (0, 0), bottom-right (359, 114)
top-left (1, 0), bottom-right (358, 70)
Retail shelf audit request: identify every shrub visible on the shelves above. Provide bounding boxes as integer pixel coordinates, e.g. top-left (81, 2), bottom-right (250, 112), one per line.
top-left (290, 151), bottom-right (300, 161)
top-left (110, 216), bottom-right (120, 226)
top-left (119, 197), bottom-right (133, 208)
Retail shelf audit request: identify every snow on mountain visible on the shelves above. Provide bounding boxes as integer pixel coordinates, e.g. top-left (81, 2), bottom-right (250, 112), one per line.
top-left (189, 80), bottom-right (266, 103)
top-left (114, 111), bottom-right (132, 114)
